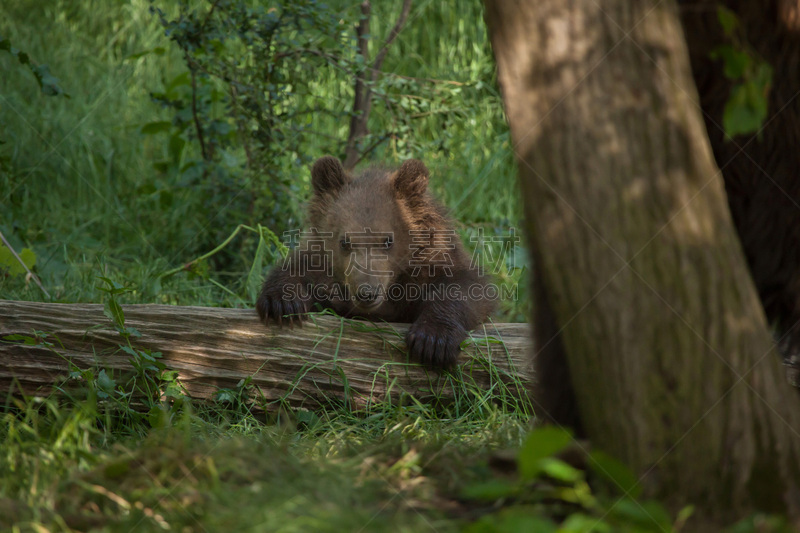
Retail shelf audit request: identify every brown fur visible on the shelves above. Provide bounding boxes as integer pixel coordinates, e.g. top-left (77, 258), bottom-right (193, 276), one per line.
top-left (257, 156), bottom-right (494, 368)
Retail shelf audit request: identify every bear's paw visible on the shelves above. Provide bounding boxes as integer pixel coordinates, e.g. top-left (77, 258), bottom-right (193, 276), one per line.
top-left (256, 288), bottom-right (308, 327)
top-left (406, 320), bottom-right (466, 369)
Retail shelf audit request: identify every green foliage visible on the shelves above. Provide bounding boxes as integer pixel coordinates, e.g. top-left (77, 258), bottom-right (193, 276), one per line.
top-left (0, 242), bottom-right (36, 277)
top-left (726, 514), bottom-right (795, 533)
top-left (467, 508), bottom-right (559, 533)
top-left (141, 0), bottom-right (492, 270)
top-left (587, 449), bottom-right (641, 499)
top-left (148, 0), bottom-right (353, 245)
top-left (0, 34), bottom-right (67, 97)
top-left (710, 6), bottom-right (773, 138)
top-left (3, 275), bottom-right (192, 442)
top-left (518, 426), bottom-right (573, 480)
top-left (463, 427), bottom-right (691, 533)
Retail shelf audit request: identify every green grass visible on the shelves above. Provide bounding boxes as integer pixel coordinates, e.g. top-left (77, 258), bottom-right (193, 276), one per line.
top-left (0, 0), bottom-right (526, 317)
top-left (1, 390), bottom-right (532, 532)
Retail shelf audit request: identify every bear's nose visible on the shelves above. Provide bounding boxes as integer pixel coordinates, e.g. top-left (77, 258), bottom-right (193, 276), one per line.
top-left (356, 285), bottom-right (380, 302)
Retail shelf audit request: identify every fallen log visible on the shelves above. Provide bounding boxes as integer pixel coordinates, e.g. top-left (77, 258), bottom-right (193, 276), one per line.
top-left (0, 300), bottom-right (533, 411)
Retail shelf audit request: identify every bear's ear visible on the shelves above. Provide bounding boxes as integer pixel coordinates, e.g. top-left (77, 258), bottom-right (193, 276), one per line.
top-left (392, 159), bottom-right (429, 198)
top-left (311, 156), bottom-right (348, 195)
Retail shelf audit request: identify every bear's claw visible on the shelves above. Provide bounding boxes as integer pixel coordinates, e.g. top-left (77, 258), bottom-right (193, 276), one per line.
top-left (406, 321), bottom-right (465, 369)
top-left (257, 293), bottom-right (307, 327)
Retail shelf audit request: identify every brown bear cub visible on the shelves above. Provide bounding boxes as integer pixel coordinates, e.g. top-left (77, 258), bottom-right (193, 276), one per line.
top-left (257, 156), bottom-right (494, 368)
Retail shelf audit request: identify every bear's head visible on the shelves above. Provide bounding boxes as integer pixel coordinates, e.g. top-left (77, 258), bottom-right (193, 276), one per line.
top-left (307, 156), bottom-right (446, 314)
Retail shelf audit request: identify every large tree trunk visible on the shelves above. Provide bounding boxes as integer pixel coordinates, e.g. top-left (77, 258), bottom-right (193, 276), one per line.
top-left (484, 0), bottom-right (800, 522)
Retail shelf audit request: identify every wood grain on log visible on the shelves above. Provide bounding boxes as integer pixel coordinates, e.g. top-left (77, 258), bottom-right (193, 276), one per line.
top-left (0, 300), bottom-right (533, 410)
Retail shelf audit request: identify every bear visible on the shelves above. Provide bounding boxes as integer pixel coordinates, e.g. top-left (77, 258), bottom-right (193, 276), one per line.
top-left (256, 156), bottom-right (494, 368)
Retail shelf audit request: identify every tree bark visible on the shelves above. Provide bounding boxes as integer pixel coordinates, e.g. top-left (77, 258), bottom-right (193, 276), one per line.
top-left (0, 300), bottom-right (532, 411)
top-left (484, 0), bottom-right (800, 522)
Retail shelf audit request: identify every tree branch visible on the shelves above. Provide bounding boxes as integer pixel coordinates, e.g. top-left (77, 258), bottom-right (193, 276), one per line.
top-left (188, 59), bottom-right (209, 161)
top-left (343, 0), bottom-right (413, 170)
top-left (371, 0), bottom-right (413, 80)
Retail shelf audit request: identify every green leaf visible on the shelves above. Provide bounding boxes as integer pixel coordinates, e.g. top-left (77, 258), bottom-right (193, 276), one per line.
top-left (96, 276), bottom-right (128, 294)
top-left (141, 121), bottom-right (173, 135)
top-left (539, 458), bottom-right (582, 483)
top-left (588, 450), bottom-right (641, 498)
top-left (726, 513), bottom-right (790, 533)
top-left (294, 409), bottom-right (320, 428)
top-left (103, 460), bottom-right (131, 479)
top-left (717, 6), bottom-right (739, 37)
top-left (104, 298), bottom-right (125, 329)
top-left (609, 498), bottom-right (672, 531)
top-left (0, 245), bottom-right (36, 276)
top-left (187, 258), bottom-right (210, 280)
top-left (164, 383), bottom-right (184, 399)
top-left (245, 230), bottom-right (269, 301)
top-left (168, 133), bottom-right (185, 164)
top-left (460, 479), bottom-right (518, 501)
top-left (124, 326), bottom-right (142, 338)
top-left (96, 369), bottom-right (117, 392)
top-left (723, 82), bottom-right (769, 138)
top-left (120, 345), bottom-right (137, 357)
top-left (125, 46), bottom-right (166, 60)
top-left (31, 64), bottom-right (65, 96)
top-left (137, 350), bottom-right (157, 363)
top-left (465, 507), bottom-right (558, 533)
top-left (166, 71), bottom-right (191, 96)
top-left (1, 36), bottom-right (66, 96)
top-left (675, 505), bottom-right (695, 528)
top-left (18, 248), bottom-right (36, 270)
top-left (710, 45), bottom-right (750, 80)
top-left (2, 334), bottom-right (37, 345)
top-left (148, 405), bottom-right (167, 428)
top-left (518, 427), bottom-right (573, 481)
top-left (215, 390), bottom-right (237, 403)
top-left (559, 513), bottom-right (611, 533)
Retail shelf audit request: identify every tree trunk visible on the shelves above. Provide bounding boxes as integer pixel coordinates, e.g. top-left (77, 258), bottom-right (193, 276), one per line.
top-left (342, 0), bottom-right (413, 170)
top-left (484, 0), bottom-right (800, 522)
top-left (0, 300), bottom-right (532, 411)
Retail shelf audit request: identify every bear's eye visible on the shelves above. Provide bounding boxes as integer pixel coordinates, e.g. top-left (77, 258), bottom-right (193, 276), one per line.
top-left (340, 238), bottom-right (351, 250)
top-left (384, 236), bottom-right (394, 249)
